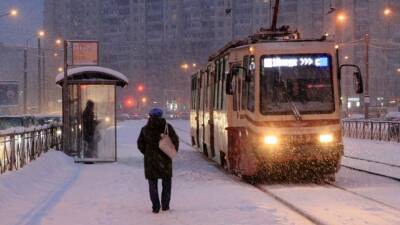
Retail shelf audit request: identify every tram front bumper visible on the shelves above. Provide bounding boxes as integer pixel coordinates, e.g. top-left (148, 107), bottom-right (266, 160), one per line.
top-left (257, 143), bottom-right (344, 165)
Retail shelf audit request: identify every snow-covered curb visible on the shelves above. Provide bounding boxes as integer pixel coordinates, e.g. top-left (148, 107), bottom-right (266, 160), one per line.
top-left (0, 150), bottom-right (80, 225)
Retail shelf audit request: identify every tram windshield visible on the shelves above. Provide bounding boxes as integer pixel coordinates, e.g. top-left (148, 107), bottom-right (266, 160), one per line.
top-left (260, 54), bottom-right (334, 115)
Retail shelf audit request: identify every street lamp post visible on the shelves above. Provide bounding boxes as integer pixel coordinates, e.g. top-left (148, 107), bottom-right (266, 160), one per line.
top-left (37, 35), bottom-right (43, 113)
top-left (23, 48), bottom-right (27, 114)
top-left (364, 33), bottom-right (370, 119)
top-left (0, 9), bottom-right (18, 18)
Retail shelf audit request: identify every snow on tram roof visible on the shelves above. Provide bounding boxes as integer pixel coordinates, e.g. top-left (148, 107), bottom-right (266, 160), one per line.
top-left (55, 66), bottom-right (129, 87)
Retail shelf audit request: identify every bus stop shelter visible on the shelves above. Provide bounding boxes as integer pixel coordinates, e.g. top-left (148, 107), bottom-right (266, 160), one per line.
top-left (56, 66), bottom-right (129, 162)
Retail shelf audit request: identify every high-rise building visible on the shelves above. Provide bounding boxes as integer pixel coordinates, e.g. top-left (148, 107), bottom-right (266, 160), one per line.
top-left (335, 0), bottom-right (400, 113)
top-left (43, 0), bottom-right (400, 113)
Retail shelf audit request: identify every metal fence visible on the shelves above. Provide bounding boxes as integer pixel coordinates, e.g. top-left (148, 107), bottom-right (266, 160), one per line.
top-left (0, 125), bottom-right (62, 174)
top-left (342, 120), bottom-right (400, 143)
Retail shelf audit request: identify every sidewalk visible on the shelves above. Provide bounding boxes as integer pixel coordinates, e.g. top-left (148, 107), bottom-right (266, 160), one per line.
top-left (343, 138), bottom-right (400, 179)
top-left (0, 120), bottom-right (312, 225)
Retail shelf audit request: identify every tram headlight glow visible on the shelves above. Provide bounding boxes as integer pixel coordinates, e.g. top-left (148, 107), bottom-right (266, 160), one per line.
top-left (319, 134), bottom-right (334, 143)
top-left (263, 135), bottom-right (278, 145)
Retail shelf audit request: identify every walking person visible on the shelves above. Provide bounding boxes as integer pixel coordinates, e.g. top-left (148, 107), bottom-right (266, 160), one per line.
top-left (137, 108), bottom-right (179, 213)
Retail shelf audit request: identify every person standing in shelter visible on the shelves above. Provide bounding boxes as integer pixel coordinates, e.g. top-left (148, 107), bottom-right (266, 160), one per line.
top-left (82, 100), bottom-right (100, 158)
top-left (137, 108), bottom-right (179, 214)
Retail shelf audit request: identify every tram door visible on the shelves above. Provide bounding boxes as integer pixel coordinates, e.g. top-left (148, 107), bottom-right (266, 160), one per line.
top-left (208, 65), bottom-right (216, 158)
top-left (201, 70), bottom-right (208, 155)
top-left (195, 73), bottom-right (201, 148)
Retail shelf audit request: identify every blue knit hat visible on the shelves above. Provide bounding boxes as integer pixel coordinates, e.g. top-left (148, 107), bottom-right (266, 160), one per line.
top-left (149, 108), bottom-right (163, 118)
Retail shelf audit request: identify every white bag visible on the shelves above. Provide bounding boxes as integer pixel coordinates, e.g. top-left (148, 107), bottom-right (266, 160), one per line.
top-left (159, 124), bottom-right (177, 159)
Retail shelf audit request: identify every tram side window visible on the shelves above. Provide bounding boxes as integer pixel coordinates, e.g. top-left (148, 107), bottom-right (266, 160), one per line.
top-left (214, 61), bottom-right (219, 110)
top-left (247, 56), bottom-right (255, 112)
top-left (241, 56), bottom-right (249, 110)
top-left (196, 73), bottom-right (204, 110)
top-left (191, 77), bottom-right (196, 110)
top-left (220, 58), bottom-right (225, 110)
top-left (205, 70), bottom-right (209, 108)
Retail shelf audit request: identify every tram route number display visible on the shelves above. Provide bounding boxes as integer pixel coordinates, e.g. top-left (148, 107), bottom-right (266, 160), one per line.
top-left (264, 55), bottom-right (329, 68)
top-left (0, 81), bottom-right (19, 106)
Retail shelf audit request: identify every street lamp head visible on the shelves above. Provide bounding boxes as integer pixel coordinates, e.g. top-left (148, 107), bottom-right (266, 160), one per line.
top-left (10, 9), bottom-right (18, 17)
top-left (55, 38), bottom-right (62, 45)
top-left (181, 63), bottom-right (189, 70)
top-left (192, 63), bottom-right (197, 67)
top-left (38, 30), bottom-right (45, 37)
top-left (397, 68), bottom-right (400, 73)
top-left (336, 12), bottom-right (347, 23)
top-left (384, 8), bottom-right (392, 16)
top-left (58, 67), bottom-right (63, 72)
top-left (335, 44), bottom-right (339, 49)
top-left (141, 97), bottom-right (147, 103)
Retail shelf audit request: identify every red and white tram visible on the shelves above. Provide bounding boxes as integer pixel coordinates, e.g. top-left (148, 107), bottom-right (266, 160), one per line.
top-left (190, 28), bottom-right (363, 181)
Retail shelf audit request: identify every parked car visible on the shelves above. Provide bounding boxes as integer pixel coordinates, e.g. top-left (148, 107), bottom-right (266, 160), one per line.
top-left (33, 115), bottom-right (62, 126)
top-left (130, 112), bottom-right (145, 120)
top-left (0, 116), bottom-right (25, 131)
top-left (384, 111), bottom-right (400, 122)
top-left (117, 113), bottom-right (130, 121)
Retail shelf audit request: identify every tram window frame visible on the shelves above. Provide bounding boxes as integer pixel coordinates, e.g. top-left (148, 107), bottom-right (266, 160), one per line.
top-left (247, 55), bottom-right (256, 112)
top-left (199, 74), bottom-right (203, 111)
top-left (241, 56), bottom-right (249, 111)
top-left (220, 58), bottom-right (226, 110)
top-left (190, 78), bottom-right (194, 110)
top-left (192, 77), bottom-right (196, 110)
top-left (205, 69), bottom-right (209, 109)
top-left (214, 60), bottom-right (219, 110)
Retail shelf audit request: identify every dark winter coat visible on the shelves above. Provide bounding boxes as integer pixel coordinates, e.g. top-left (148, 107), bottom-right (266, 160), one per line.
top-left (137, 117), bottom-right (179, 180)
top-left (82, 108), bottom-right (97, 142)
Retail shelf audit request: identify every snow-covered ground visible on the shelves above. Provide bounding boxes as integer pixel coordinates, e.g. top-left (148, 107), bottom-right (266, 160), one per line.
top-left (0, 120), bottom-right (311, 225)
top-left (342, 138), bottom-right (400, 180)
top-left (1, 119), bottom-right (400, 225)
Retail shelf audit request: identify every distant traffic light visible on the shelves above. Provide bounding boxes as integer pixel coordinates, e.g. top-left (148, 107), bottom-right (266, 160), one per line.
top-left (124, 97), bottom-right (135, 108)
top-left (137, 84), bottom-right (144, 92)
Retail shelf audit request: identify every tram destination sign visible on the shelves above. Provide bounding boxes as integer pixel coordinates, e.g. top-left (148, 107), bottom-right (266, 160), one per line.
top-left (71, 41), bottom-right (99, 66)
top-left (264, 55), bottom-right (329, 68)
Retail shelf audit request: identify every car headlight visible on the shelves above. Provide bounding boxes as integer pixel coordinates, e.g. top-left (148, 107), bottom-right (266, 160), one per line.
top-left (263, 135), bottom-right (278, 145)
top-left (319, 134), bottom-right (334, 143)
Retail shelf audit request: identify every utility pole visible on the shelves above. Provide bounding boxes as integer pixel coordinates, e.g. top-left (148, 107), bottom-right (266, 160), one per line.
top-left (364, 33), bottom-right (370, 119)
top-left (42, 51), bottom-right (46, 112)
top-left (62, 40), bottom-right (69, 154)
top-left (23, 48), bottom-right (27, 114)
top-left (38, 37), bottom-right (42, 113)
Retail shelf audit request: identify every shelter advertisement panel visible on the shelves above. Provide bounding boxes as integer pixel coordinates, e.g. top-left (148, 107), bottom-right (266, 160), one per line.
top-left (0, 81), bottom-right (19, 106)
top-left (71, 41), bottom-right (99, 66)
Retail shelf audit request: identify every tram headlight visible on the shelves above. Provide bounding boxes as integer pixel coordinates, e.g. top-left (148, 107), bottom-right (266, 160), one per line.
top-left (319, 134), bottom-right (334, 143)
top-left (263, 135), bottom-right (278, 145)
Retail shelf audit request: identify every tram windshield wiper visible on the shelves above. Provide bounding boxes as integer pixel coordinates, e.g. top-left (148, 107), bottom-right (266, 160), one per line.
top-left (281, 79), bottom-right (302, 121)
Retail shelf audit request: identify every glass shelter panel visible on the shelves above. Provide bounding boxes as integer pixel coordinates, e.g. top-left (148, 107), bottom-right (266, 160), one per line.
top-left (69, 84), bottom-right (116, 161)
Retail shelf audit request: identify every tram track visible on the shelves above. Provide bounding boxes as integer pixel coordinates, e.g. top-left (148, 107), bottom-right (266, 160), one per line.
top-left (180, 137), bottom-right (400, 224)
top-left (343, 155), bottom-right (400, 169)
top-left (340, 164), bottom-right (400, 182)
top-left (178, 136), bottom-right (324, 225)
top-left (175, 126), bottom-right (400, 182)
top-left (325, 181), bottom-right (400, 211)
top-left (175, 126), bottom-right (400, 219)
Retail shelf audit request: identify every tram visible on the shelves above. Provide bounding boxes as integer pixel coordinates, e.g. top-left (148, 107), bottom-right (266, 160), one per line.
top-left (190, 2), bottom-right (363, 181)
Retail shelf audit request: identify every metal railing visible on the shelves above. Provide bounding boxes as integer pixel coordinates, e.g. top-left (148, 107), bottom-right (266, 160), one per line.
top-left (0, 125), bottom-right (62, 174)
top-left (342, 120), bottom-right (400, 143)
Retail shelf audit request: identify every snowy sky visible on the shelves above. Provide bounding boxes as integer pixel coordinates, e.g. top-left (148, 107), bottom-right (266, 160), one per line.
top-left (0, 0), bottom-right (43, 47)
